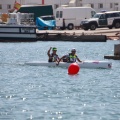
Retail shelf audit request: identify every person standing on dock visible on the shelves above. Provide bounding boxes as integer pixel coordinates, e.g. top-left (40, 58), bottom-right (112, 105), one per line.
top-left (63, 19), bottom-right (65, 29)
top-left (47, 47), bottom-right (59, 62)
top-left (57, 48), bottom-right (82, 65)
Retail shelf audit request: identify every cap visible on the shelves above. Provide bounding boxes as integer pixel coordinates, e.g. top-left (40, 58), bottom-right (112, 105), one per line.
top-left (52, 47), bottom-right (57, 51)
top-left (71, 48), bottom-right (76, 52)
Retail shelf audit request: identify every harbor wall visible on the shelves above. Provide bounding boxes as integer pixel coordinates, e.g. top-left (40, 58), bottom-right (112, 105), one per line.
top-left (36, 33), bottom-right (107, 42)
top-left (0, 34), bottom-right (107, 42)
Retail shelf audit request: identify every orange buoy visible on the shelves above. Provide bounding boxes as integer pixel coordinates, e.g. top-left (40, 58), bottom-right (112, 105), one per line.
top-left (68, 63), bottom-right (80, 75)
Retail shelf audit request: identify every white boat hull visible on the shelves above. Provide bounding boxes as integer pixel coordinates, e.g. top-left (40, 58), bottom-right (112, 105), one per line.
top-left (25, 61), bottom-right (112, 69)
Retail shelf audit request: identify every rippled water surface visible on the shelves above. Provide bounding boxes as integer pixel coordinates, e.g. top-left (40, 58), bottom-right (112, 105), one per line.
top-left (0, 41), bottom-right (120, 120)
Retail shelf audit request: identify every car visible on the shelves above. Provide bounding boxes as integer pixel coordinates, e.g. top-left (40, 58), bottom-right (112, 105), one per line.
top-left (80, 11), bottom-right (120, 30)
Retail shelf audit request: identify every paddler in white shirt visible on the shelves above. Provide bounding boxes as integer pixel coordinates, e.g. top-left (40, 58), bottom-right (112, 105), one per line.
top-left (57, 48), bottom-right (82, 65)
top-left (47, 47), bottom-right (59, 62)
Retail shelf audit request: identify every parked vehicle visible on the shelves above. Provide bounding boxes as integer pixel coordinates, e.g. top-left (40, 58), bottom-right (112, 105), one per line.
top-left (80, 11), bottom-right (120, 30)
top-left (55, 7), bottom-right (96, 30)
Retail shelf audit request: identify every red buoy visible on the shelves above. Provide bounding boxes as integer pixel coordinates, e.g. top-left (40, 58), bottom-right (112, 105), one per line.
top-left (68, 63), bottom-right (80, 75)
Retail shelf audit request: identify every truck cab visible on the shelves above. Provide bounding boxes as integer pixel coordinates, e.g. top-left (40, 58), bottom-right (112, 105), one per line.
top-left (81, 11), bottom-right (120, 30)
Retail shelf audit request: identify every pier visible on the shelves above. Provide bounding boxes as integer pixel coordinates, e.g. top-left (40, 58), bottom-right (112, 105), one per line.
top-left (36, 32), bottom-right (107, 42)
top-left (104, 44), bottom-right (120, 60)
top-left (35, 28), bottom-right (120, 42)
top-left (0, 28), bottom-right (120, 42)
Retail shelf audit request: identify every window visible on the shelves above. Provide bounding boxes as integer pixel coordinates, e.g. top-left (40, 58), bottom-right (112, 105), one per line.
top-left (40, 16), bottom-right (55, 21)
top-left (60, 11), bottom-right (62, 18)
top-left (56, 11), bottom-right (62, 18)
top-left (99, 14), bottom-right (106, 19)
top-left (114, 3), bottom-right (118, 6)
top-left (91, 11), bottom-right (96, 17)
top-left (110, 3), bottom-right (113, 8)
top-left (113, 13), bottom-right (120, 17)
top-left (0, 4), bottom-right (2, 9)
top-left (93, 14), bottom-right (101, 18)
top-left (106, 13), bottom-right (114, 18)
top-left (7, 4), bottom-right (11, 9)
top-left (98, 3), bottom-right (103, 8)
top-left (56, 11), bottom-right (59, 18)
top-left (91, 4), bottom-right (94, 8)
top-left (54, 4), bottom-right (59, 9)
top-left (80, 3), bottom-right (82, 6)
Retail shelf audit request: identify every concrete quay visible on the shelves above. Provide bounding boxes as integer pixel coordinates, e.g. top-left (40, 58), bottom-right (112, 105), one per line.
top-left (0, 28), bottom-right (119, 42)
top-left (36, 28), bottom-right (120, 42)
top-left (37, 28), bottom-right (120, 35)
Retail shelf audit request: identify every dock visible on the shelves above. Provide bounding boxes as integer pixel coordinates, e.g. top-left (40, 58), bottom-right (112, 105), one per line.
top-left (36, 32), bottom-right (107, 42)
top-left (104, 55), bottom-right (120, 60)
top-left (36, 28), bottom-right (120, 42)
top-left (0, 28), bottom-right (120, 42)
top-left (104, 44), bottom-right (120, 60)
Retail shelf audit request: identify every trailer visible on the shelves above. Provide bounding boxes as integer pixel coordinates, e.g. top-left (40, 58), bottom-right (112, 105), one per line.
top-left (55, 7), bottom-right (96, 30)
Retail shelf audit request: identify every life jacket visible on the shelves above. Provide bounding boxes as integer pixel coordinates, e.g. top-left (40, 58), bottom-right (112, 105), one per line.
top-left (48, 53), bottom-right (59, 62)
top-left (68, 53), bottom-right (77, 63)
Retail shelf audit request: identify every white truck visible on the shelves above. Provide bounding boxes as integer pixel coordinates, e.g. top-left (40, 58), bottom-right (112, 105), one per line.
top-left (55, 7), bottom-right (96, 30)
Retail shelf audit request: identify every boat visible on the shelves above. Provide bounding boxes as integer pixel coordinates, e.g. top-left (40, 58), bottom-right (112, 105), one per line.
top-left (25, 60), bottom-right (112, 69)
top-left (0, 12), bottom-right (37, 42)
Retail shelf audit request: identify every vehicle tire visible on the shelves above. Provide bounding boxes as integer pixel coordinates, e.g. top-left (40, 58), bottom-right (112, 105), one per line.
top-left (67, 24), bottom-right (74, 30)
top-left (90, 24), bottom-right (96, 30)
top-left (114, 22), bottom-right (120, 28)
top-left (108, 26), bottom-right (112, 29)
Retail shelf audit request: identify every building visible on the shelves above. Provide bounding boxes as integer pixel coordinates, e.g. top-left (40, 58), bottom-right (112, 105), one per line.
top-left (0, 0), bottom-right (70, 13)
top-left (0, 0), bottom-right (120, 14)
top-left (82, 0), bottom-right (120, 12)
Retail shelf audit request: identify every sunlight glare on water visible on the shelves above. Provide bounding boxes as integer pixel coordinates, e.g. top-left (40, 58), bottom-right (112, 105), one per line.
top-left (0, 41), bottom-right (120, 120)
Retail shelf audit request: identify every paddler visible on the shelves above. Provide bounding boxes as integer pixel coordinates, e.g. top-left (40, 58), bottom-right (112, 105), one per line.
top-left (57, 48), bottom-right (82, 65)
top-left (47, 47), bottom-right (59, 62)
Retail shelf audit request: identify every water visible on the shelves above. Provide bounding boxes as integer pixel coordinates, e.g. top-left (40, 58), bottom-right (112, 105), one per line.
top-left (0, 41), bottom-right (120, 120)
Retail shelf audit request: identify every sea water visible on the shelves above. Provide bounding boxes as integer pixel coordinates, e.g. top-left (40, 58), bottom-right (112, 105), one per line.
top-left (0, 41), bottom-right (120, 120)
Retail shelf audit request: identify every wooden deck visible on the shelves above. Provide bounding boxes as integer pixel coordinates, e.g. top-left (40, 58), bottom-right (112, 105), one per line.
top-left (104, 55), bottom-right (120, 60)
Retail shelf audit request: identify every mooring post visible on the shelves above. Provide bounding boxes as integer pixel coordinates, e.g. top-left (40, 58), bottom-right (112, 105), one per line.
top-left (114, 44), bottom-right (120, 56)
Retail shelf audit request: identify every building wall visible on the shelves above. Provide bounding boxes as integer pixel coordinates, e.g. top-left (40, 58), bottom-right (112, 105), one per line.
top-left (0, 0), bottom-right (70, 13)
top-left (0, 0), bottom-right (20, 13)
top-left (82, 0), bottom-right (120, 12)
top-left (1, 0), bottom-right (120, 14)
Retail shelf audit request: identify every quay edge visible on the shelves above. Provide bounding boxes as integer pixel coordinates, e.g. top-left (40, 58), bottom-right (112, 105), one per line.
top-left (36, 33), bottom-right (107, 42)
top-left (0, 33), bottom-right (107, 42)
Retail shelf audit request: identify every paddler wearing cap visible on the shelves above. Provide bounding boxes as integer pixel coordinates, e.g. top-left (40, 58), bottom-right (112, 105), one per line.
top-left (57, 48), bottom-right (82, 65)
top-left (47, 47), bottom-right (59, 62)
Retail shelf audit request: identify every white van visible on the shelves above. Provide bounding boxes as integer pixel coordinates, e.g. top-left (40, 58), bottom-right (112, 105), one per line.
top-left (55, 7), bottom-right (96, 30)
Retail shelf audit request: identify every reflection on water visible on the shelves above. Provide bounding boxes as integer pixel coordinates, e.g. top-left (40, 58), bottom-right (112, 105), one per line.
top-left (0, 41), bottom-right (120, 120)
